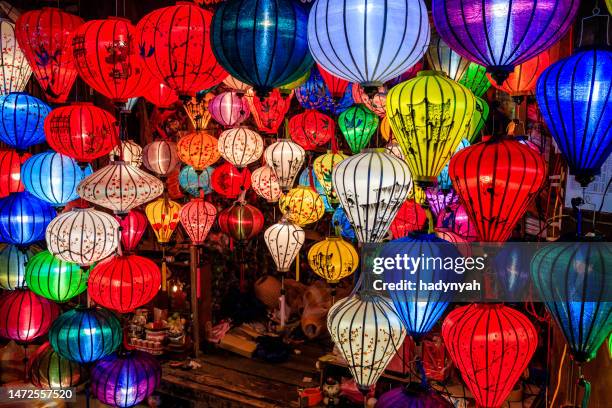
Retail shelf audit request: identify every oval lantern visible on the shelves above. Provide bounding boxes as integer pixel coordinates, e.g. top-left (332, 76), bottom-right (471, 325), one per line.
top-left (179, 197), bottom-right (217, 245)
top-left (279, 185), bottom-right (325, 226)
top-left (0, 18), bottom-right (32, 95)
top-left (390, 199), bottom-right (428, 239)
top-left (442, 304), bottom-right (537, 408)
top-left (142, 140), bottom-right (180, 177)
top-left (29, 342), bottom-right (86, 389)
top-left (25, 250), bottom-right (88, 303)
top-left (179, 165), bottom-right (214, 196)
top-left (459, 63), bottom-right (490, 97)
top-left (210, 162), bottom-right (251, 198)
top-left (142, 76), bottom-right (179, 108)
top-left (264, 220), bottom-right (305, 273)
top-left (218, 127), bottom-right (263, 168)
top-left (307, 236), bottom-right (358, 285)
top-left (489, 52), bottom-right (550, 101)
top-left (208, 91), bottom-right (249, 127)
top-left (15, 8), bottom-right (83, 103)
top-left (0, 289), bottom-right (60, 342)
top-left (0, 191), bottom-right (55, 246)
top-left (117, 209), bottom-right (147, 253)
top-left (0, 149), bottom-right (29, 197)
top-left (0, 92), bottom-right (50, 150)
top-left (338, 104), bottom-right (379, 154)
top-left (177, 130), bottom-right (221, 171)
top-left (218, 200), bottom-right (264, 242)
top-left (426, 31), bottom-right (470, 81)
top-left (313, 151), bottom-right (347, 203)
top-left (0, 244), bottom-right (33, 290)
top-left (264, 139), bottom-right (305, 191)
top-left (251, 165), bottom-right (282, 203)
top-left (288, 110), bottom-right (335, 151)
top-left (246, 89), bottom-right (292, 134)
top-left (110, 139), bottom-right (142, 167)
top-left (145, 197), bottom-right (182, 244)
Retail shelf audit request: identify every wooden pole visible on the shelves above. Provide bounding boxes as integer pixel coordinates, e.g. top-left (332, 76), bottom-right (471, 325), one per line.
top-left (190, 245), bottom-right (200, 358)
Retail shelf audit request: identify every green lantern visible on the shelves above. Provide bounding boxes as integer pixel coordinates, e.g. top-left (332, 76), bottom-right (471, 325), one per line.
top-left (608, 335), bottom-right (612, 360)
top-left (0, 244), bottom-right (35, 290)
top-left (338, 104), bottom-right (379, 154)
top-left (25, 251), bottom-right (89, 302)
top-left (458, 63), bottom-right (490, 98)
top-left (467, 96), bottom-right (490, 143)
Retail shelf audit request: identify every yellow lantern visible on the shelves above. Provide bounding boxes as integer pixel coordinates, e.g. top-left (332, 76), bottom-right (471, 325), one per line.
top-left (145, 197), bottom-right (182, 244)
top-left (279, 185), bottom-right (325, 226)
top-left (278, 70), bottom-right (310, 94)
top-left (308, 237), bottom-right (358, 285)
top-left (386, 71), bottom-right (476, 186)
top-left (184, 93), bottom-right (214, 130)
top-left (313, 151), bottom-right (347, 204)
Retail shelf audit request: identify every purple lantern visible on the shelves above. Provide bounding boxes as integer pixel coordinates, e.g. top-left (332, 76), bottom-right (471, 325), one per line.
top-left (208, 91), bottom-right (250, 127)
top-left (425, 187), bottom-right (460, 217)
top-left (432, 0), bottom-right (579, 84)
top-left (436, 203), bottom-right (478, 241)
top-left (377, 385), bottom-right (453, 408)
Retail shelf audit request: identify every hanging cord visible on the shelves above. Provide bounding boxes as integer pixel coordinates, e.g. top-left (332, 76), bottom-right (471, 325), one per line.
top-left (549, 344), bottom-right (567, 407)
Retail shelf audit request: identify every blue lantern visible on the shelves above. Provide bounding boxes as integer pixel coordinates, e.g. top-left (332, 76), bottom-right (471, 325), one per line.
top-left (299, 168), bottom-right (333, 212)
top-left (332, 206), bottom-right (355, 241)
top-left (211, 0), bottom-right (314, 96)
top-left (0, 93), bottom-right (51, 150)
top-left (0, 192), bottom-right (55, 246)
top-left (21, 152), bottom-right (92, 208)
top-left (536, 49), bottom-right (612, 187)
top-left (492, 243), bottom-right (530, 299)
top-left (179, 166), bottom-right (213, 197)
top-left (437, 138), bottom-right (470, 191)
top-left (0, 244), bottom-right (34, 290)
top-left (295, 67), bottom-right (354, 114)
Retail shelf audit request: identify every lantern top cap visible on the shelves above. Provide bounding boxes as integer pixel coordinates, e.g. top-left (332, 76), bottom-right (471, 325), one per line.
top-left (362, 148), bottom-right (387, 153)
top-left (416, 70), bottom-right (448, 78)
top-left (107, 16), bottom-right (132, 23)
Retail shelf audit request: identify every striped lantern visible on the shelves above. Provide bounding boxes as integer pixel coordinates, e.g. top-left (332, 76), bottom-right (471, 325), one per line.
top-left (217, 127), bottom-right (264, 168)
top-left (0, 149), bottom-right (28, 197)
top-left (24, 250), bottom-right (89, 303)
top-left (142, 140), bottom-right (180, 177)
top-left (264, 139), bottom-right (305, 191)
top-left (264, 219), bottom-right (305, 273)
top-left (179, 196), bottom-right (217, 245)
top-left (217, 200), bottom-right (264, 242)
top-left (0, 18), bottom-right (32, 95)
top-left (0, 289), bottom-right (60, 342)
top-left (208, 91), bottom-right (250, 127)
top-left (0, 244), bottom-right (34, 290)
top-left (29, 342), bottom-right (87, 389)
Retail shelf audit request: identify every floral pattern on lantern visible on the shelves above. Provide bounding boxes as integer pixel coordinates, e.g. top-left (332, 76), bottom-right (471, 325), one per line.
top-left (352, 84), bottom-right (387, 117)
top-left (179, 196), bottom-right (217, 245)
top-left (288, 109), bottom-right (335, 151)
top-left (264, 139), bottom-right (305, 191)
top-left (211, 162), bottom-right (251, 198)
top-left (145, 197), bottom-right (181, 244)
top-left (279, 185), bottom-right (325, 226)
top-left (459, 63), bottom-right (490, 97)
top-left (313, 151), bottom-right (347, 203)
top-left (218, 127), bottom-right (263, 168)
top-left (25, 250), bottom-right (89, 303)
top-left (183, 93), bottom-right (214, 131)
top-left (308, 237), bottom-right (358, 284)
top-left (0, 19), bottom-right (32, 95)
top-left (208, 91), bottom-right (250, 127)
top-left (251, 165), bottom-right (282, 203)
top-left (177, 130), bottom-right (221, 171)
top-left (0, 289), bottom-right (60, 342)
top-left (245, 89), bottom-right (292, 134)
top-left (338, 104), bottom-right (379, 154)
top-left (264, 219), bottom-right (305, 272)
top-left (142, 140), bottom-right (180, 177)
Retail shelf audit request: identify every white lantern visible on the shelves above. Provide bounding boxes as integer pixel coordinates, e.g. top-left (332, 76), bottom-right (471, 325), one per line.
top-left (264, 139), bottom-right (305, 191)
top-left (425, 30), bottom-right (470, 81)
top-left (110, 139), bottom-right (143, 167)
top-left (332, 148), bottom-right (412, 243)
top-left (264, 219), bottom-right (305, 273)
top-left (0, 18), bottom-right (31, 95)
top-left (77, 161), bottom-right (164, 215)
top-left (218, 127), bottom-right (263, 168)
top-left (251, 165), bottom-right (282, 203)
top-left (45, 208), bottom-right (119, 266)
top-left (142, 139), bottom-right (180, 177)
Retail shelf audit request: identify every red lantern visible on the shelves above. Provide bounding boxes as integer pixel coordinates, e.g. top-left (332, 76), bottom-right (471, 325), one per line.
top-left (218, 200), bottom-right (264, 242)
top-left (44, 103), bottom-right (118, 164)
top-left (15, 8), bottom-right (83, 103)
top-left (288, 110), bottom-right (335, 150)
top-left (449, 135), bottom-right (546, 242)
top-left (142, 76), bottom-right (179, 108)
top-left (317, 64), bottom-right (349, 98)
top-left (88, 254), bottom-right (161, 313)
top-left (211, 162), bottom-right (251, 198)
top-left (390, 199), bottom-right (428, 239)
top-left (166, 167), bottom-right (185, 200)
top-left (117, 209), bottom-right (148, 253)
top-left (179, 196), bottom-right (217, 245)
top-left (246, 89), bottom-right (292, 134)
top-left (72, 17), bottom-right (149, 104)
top-left (487, 52), bottom-right (550, 101)
top-left (442, 304), bottom-right (537, 408)
top-left (0, 150), bottom-right (30, 197)
top-left (0, 289), bottom-right (60, 342)
top-left (136, 3), bottom-right (227, 97)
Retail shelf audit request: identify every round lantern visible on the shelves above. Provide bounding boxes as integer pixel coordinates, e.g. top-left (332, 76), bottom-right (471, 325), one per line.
top-left (46, 208), bottom-right (120, 266)
top-left (288, 110), bottom-right (335, 151)
top-left (307, 237), bottom-right (358, 284)
top-left (0, 191), bottom-right (55, 246)
top-left (218, 127), bottom-right (263, 168)
top-left (184, 93), bottom-right (214, 131)
top-left (432, 0), bottom-right (579, 84)
top-left (142, 140), bottom-right (180, 177)
top-left (21, 152), bottom-right (91, 207)
top-left (145, 197), bottom-right (182, 244)
top-left (29, 342), bottom-right (86, 389)
top-left (142, 77), bottom-right (179, 108)
top-left (387, 71), bottom-right (476, 186)
top-left (338, 104), bottom-right (379, 154)
top-left (208, 91), bottom-right (249, 127)
top-left (390, 199), bottom-right (428, 239)
top-left (0, 289), bottom-right (60, 342)
top-left (223, 75), bottom-right (252, 94)
top-left (25, 250), bottom-right (88, 303)
top-left (377, 386), bottom-right (453, 408)
top-left (251, 165), bottom-right (282, 202)
top-left (313, 151), bottom-right (347, 203)
top-left (211, 0), bottom-right (313, 96)
top-left (317, 64), bottom-right (349, 99)
top-left (279, 185), bottom-right (325, 226)
top-left (117, 209), bottom-right (147, 253)
top-left (245, 89), bottom-right (292, 134)
top-left (49, 307), bottom-right (122, 363)
top-left (459, 63), bottom-right (490, 97)
top-left (442, 304), bottom-right (537, 408)
top-left (294, 67), bottom-right (354, 115)
top-left (264, 220), bottom-right (305, 272)
top-left (177, 130), bottom-right (221, 171)
top-left (332, 206), bottom-right (356, 241)
top-left (0, 93), bottom-right (50, 150)
top-left (179, 165), bottom-right (213, 196)
top-left (89, 254), bottom-right (161, 314)
top-left (352, 84), bottom-right (387, 117)
top-left (0, 149), bottom-right (28, 197)
top-left (77, 161), bottom-right (164, 215)
top-left (0, 19), bottom-right (32, 95)
top-left (210, 163), bottom-right (251, 198)
top-left (333, 148), bottom-right (412, 243)
top-left (218, 200), bottom-right (264, 242)
top-left (15, 8), bottom-right (84, 103)
top-left (264, 139), bottom-right (305, 191)
top-left (137, 3), bottom-right (227, 97)
top-left (467, 97), bottom-right (489, 143)
top-left (45, 103), bottom-right (119, 164)
top-left (308, 0), bottom-right (429, 87)
top-left (179, 197), bottom-right (217, 245)
top-left (426, 31), bottom-right (470, 81)
top-left (536, 49), bottom-right (612, 187)
top-left (0, 244), bottom-right (33, 290)
top-left (110, 139), bottom-right (143, 167)
top-left (489, 52), bottom-right (550, 101)
top-left (437, 138), bottom-right (470, 190)
top-left (449, 135), bottom-right (546, 241)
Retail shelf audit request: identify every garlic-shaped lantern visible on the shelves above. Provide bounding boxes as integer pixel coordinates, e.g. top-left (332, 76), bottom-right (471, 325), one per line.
top-left (264, 219), bottom-right (305, 273)
top-left (251, 165), bottom-right (282, 203)
top-left (264, 139), bottom-right (305, 191)
top-left (218, 127), bottom-right (263, 168)
top-left (142, 140), bottom-right (180, 177)
top-left (279, 185), bottom-right (325, 226)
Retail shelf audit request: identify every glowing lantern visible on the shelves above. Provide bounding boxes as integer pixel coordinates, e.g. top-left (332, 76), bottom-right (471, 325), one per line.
top-left (0, 244), bottom-right (33, 290)
top-left (15, 8), bottom-right (83, 103)
top-left (177, 130), bottom-right (221, 171)
top-left (179, 165), bottom-right (213, 196)
top-left (442, 304), bottom-right (537, 408)
top-left (179, 196), bottom-right (217, 245)
top-left (218, 200), bottom-right (264, 242)
top-left (0, 93), bottom-right (50, 150)
top-left (437, 138), bottom-right (470, 190)
top-left (437, 203), bottom-right (479, 241)
top-left (29, 342), bottom-right (86, 389)
top-left (251, 165), bottom-right (282, 202)
top-left (264, 139), bottom-right (305, 191)
top-left (317, 64), bottom-right (349, 98)
top-left (142, 77), bottom-right (179, 108)
top-left (313, 151), bottom-right (347, 203)
top-left (0, 149), bottom-right (28, 197)
top-left (184, 93), bottom-right (214, 131)
top-left (467, 97), bottom-right (489, 143)
top-left (307, 237), bottom-right (358, 284)
top-left (137, 3), bottom-right (227, 97)
top-left (25, 250), bottom-right (88, 302)
top-left (0, 289), bottom-right (59, 342)
top-left (0, 191), bottom-right (55, 246)
top-left (288, 110), bottom-right (335, 151)
top-left (223, 75), bottom-right (251, 94)
top-left (110, 139), bottom-right (142, 167)
top-left (338, 104), bottom-right (379, 154)
top-left (308, 0), bottom-right (429, 87)
top-left (426, 31), bottom-right (470, 81)
top-left (117, 209), bottom-right (147, 253)
top-left (459, 63), bottom-right (490, 97)
top-left (390, 199), bottom-right (428, 239)
top-left (352, 84), bottom-right (387, 117)
top-left (246, 89), bottom-right (292, 134)
top-left (294, 67), bottom-right (354, 114)
top-left (208, 91), bottom-right (249, 127)
top-left (299, 168), bottom-right (333, 213)
top-left (333, 149), bottom-right (412, 243)
top-left (264, 220), bottom-right (305, 272)
top-left (0, 19), bottom-right (32, 95)
top-left (145, 197), bottom-right (181, 244)
top-left (218, 127), bottom-right (263, 168)
top-left (46, 208), bottom-right (120, 266)
top-left (425, 187), bottom-right (459, 217)
top-left (332, 206), bottom-right (356, 241)
top-left (377, 386), bottom-right (453, 408)
top-left (142, 140), bottom-right (180, 177)
top-left (279, 185), bottom-right (325, 226)
top-left (489, 52), bottom-right (550, 101)
top-left (211, 162), bottom-right (251, 198)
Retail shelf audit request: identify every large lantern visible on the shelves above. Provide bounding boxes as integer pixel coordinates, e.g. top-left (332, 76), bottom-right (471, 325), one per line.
top-left (137, 3), bottom-right (227, 97)
top-left (29, 342), bottom-right (86, 389)
top-left (25, 250), bottom-right (88, 303)
top-left (77, 161), bottom-right (164, 215)
top-left (218, 127), bottom-right (263, 168)
top-left (208, 91), bottom-right (249, 127)
top-left (179, 196), bottom-right (217, 245)
top-left (0, 149), bottom-right (28, 197)
top-left (46, 208), bottom-right (120, 266)
top-left (0, 289), bottom-right (60, 342)
top-left (110, 139), bottom-right (142, 167)
top-left (313, 151), bottom-right (347, 203)
top-left (117, 209), bottom-right (147, 253)
top-left (489, 52), bottom-right (550, 101)
top-left (15, 8), bottom-right (83, 103)
top-left (536, 49), bottom-right (612, 187)
top-left (211, 0), bottom-right (313, 96)
top-left (449, 135), bottom-right (546, 242)
top-left (307, 237), bottom-right (358, 285)
top-left (142, 140), bottom-right (180, 177)
top-left (338, 104), bottom-right (379, 154)
top-left (251, 165), bottom-right (282, 202)
top-left (459, 63), bottom-right (491, 97)
top-left (432, 0), bottom-right (579, 84)
top-left (387, 71), bottom-right (476, 186)
top-left (279, 185), bottom-right (325, 226)
top-left (142, 77), bottom-right (179, 108)
top-left (0, 244), bottom-right (33, 290)
top-left (218, 200), bottom-right (264, 242)
top-left (0, 19), bottom-right (32, 95)
top-left (49, 307), bottom-right (122, 363)
top-left (442, 304), bottom-right (537, 408)
top-left (308, 0), bottom-right (429, 88)
top-left (390, 199), bottom-right (428, 239)
top-left (44, 103), bottom-right (118, 164)
top-left (0, 191), bottom-right (55, 246)
top-left (246, 89), bottom-right (292, 134)
top-left (179, 165), bottom-right (213, 196)
top-left (288, 110), bottom-right (335, 151)
top-left (145, 197), bottom-right (181, 244)
top-left (426, 31), bottom-right (470, 81)
top-left (264, 220), bottom-right (305, 273)
top-left (0, 93), bottom-right (50, 150)
top-left (177, 130), bottom-right (221, 171)
top-left (210, 162), bottom-right (251, 198)
top-left (264, 139), bottom-right (305, 191)
top-left (333, 149), bottom-right (412, 243)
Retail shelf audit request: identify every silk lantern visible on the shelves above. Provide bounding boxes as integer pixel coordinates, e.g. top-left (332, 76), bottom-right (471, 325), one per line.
top-left (210, 162), bottom-right (251, 198)
top-left (432, 0), bottom-right (579, 84)
top-left (0, 149), bottom-right (28, 197)
top-left (179, 165), bottom-right (213, 196)
top-left (307, 237), bottom-right (358, 285)
top-left (184, 93), bottom-right (214, 131)
top-left (0, 19), bottom-right (32, 95)
top-left (223, 75), bottom-right (252, 94)
top-left (137, 3), bottom-right (227, 97)
top-left (142, 77), bottom-right (179, 108)
top-left (489, 52), bottom-right (550, 101)
top-left (449, 135), bottom-right (546, 242)
top-left (218, 200), bottom-right (264, 242)
top-left (208, 91), bottom-right (249, 127)
top-left (179, 196), bottom-right (217, 245)
top-left (218, 127), bottom-right (263, 168)
top-left (246, 89), bottom-right (292, 134)
top-left (46, 208), bottom-right (120, 266)
top-left (436, 203), bottom-right (479, 242)
top-left (279, 185), bottom-right (325, 226)
top-left (338, 104), bottom-right (379, 154)
top-left (251, 165), bottom-right (282, 202)
top-left (387, 71), bottom-right (476, 186)
top-left (313, 151), bottom-right (347, 203)
top-left (177, 130), bottom-right (221, 171)
top-left (145, 197), bottom-right (181, 244)
top-left (536, 49), bottom-right (612, 187)
top-left (0, 289), bottom-right (60, 342)
top-left (352, 84), bottom-right (387, 117)
top-left (211, 0), bottom-right (313, 96)
top-left (45, 103), bottom-right (118, 164)
top-left (142, 140), bottom-right (180, 177)
top-left (15, 8), bottom-right (83, 103)
top-left (317, 64), bottom-right (349, 99)
top-left (0, 244), bottom-right (33, 290)
top-left (426, 31), bottom-right (470, 81)
top-left (294, 67), bottom-right (354, 115)
top-left (0, 191), bottom-right (55, 246)
top-left (333, 148), bottom-right (412, 243)
top-left (49, 307), bottom-right (122, 363)
top-left (390, 199), bottom-right (428, 239)
top-left (442, 304), bottom-right (537, 408)
top-left (110, 139), bottom-right (142, 167)
top-left (117, 209), bottom-right (147, 253)
top-left (25, 250), bottom-right (88, 303)
top-left (0, 92), bottom-right (50, 150)
top-left (288, 110), bottom-right (335, 151)
top-left (299, 168), bottom-right (333, 213)
top-left (459, 63), bottom-right (491, 97)
top-left (264, 139), bottom-right (305, 191)
top-left (264, 220), bottom-right (305, 272)
top-left (29, 342), bottom-right (86, 389)
top-left (308, 0), bottom-right (429, 88)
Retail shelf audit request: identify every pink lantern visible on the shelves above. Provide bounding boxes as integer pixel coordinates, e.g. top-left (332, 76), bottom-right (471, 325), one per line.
top-left (117, 209), bottom-right (148, 253)
top-left (251, 165), bottom-right (282, 203)
top-left (436, 204), bottom-right (478, 241)
top-left (208, 91), bottom-right (250, 127)
top-left (179, 196), bottom-right (217, 245)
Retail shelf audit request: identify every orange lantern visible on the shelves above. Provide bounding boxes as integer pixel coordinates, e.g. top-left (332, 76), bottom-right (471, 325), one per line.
top-left (177, 130), bottom-right (221, 171)
top-left (487, 52), bottom-right (551, 102)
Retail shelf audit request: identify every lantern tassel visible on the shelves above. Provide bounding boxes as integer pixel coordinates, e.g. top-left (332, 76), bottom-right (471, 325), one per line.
top-left (578, 366), bottom-right (591, 408)
top-left (279, 275), bottom-right (286, 329)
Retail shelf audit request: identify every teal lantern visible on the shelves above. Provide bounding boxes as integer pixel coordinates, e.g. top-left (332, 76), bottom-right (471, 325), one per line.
top-left (25, 250), bottom-right (89, 302)
top-left (338, 104), bottom-right (379, 154)
top-left (179, 166), bottom-right (214, 196)
top-left (0, 191), bottom-right (55, 246)
top-left (0, 93), bottom-right (50, 151)
top-left (0, 244), bottom-right (35, 290)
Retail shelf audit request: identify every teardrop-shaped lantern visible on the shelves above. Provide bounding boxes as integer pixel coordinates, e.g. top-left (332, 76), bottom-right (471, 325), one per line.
top-left (0, 150), bottom-right (28, 197)
top-left (179, 197), bottom-right (217, 245)
top-left (0, 244), bottom-right (33, 290)
top-left (145, 197), bottom-right (182, 244)
top-left (210, 162), bottom-right (251, 198)
top-left (288, 110), bottom-right (335, 151)
top-left (313, 151), bottom-right (347, 204)
top-left (110, 139), bottom-right (143, 167)
top-left (0, 19), bottom-right (32, 95)
top-left (459, 63), bottom-right (491, 97)
top-left (0, 191), bottom-right (56, 246)
top-left (390, 199), bottom-right (428, 239)
top-left (251, 165), bottom-right (282, 203)
top-left (177, 130), bottom-right (221, 171)
top-left (245, 89), bottom-right (292, 134)
top-left (208, 91), bottom-right (250, 127)
top-left (179, 165), bottom-right (213, 196)
top-left (426, 30), bottom-right (470, 81)
top-left (264, 139), bottom-right (305, 191)
top-left (142, 140), bottom-right (180, 177)
top-left (117, 209), bottom-right (147, 253)
top-left (25, 250), bottom-right (88, 303)
top-left (0, 289), bottom-right (60, 342)
top-left (279, 185), bottom-right (325, 226)
top-left (308, 236), bottom-right (358, 284)
top-left (264, 220), bottom-right (305, 272)
top-left (338, 104), bottom-right (379, 154)
top-left (0, 93), bottom-right (50, 150)
top-left (218, 127), bottom-right (263, 168)
top-left (489, 52), bottom-right (550, 101)
top-left (218, 200), bottom-right (264, 242)
top-left (29, 342), bottom-right (86, 389)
